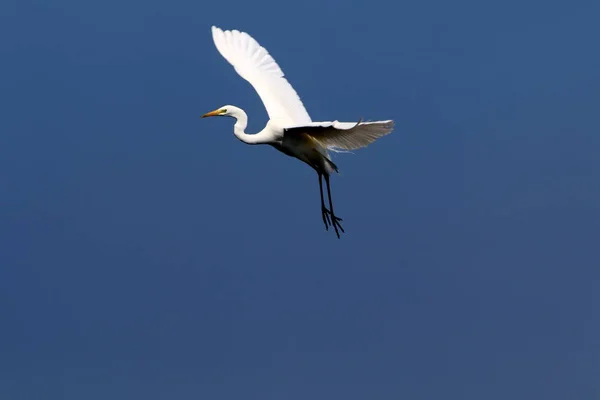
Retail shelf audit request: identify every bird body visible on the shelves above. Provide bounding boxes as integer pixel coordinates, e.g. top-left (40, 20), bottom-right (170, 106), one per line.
top-left (202, 26), bottom-right (394, 237)
top-left (216, 105), bottom-right (339, 174)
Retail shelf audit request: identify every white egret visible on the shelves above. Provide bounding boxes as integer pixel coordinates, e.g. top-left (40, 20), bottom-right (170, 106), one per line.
top-left (202, 26), bottom-right (394, 238)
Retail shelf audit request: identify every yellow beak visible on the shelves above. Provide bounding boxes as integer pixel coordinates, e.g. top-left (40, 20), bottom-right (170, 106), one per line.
top-left (201, 109), bottom-right (223, 118)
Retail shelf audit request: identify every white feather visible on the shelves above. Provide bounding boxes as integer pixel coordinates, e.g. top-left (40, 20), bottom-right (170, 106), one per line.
top-left (211, 26), bottom-right (312, 127)
top-left (285, 120), bottom-right (395, 151)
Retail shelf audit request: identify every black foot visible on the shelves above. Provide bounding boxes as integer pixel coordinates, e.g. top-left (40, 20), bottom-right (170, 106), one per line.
top-left (321, 206), bottom-right (332, 230)
top-left (322, 207), bottom-right (344, 238)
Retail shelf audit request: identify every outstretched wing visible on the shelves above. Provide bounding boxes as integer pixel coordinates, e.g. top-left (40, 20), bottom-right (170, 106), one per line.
top-left (211, 26), bottom-right (311, 126)
top-left (285, 120), bottom-right (394, 151)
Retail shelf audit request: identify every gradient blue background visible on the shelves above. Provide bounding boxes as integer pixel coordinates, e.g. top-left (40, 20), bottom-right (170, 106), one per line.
top-left (1, 0), bottom-right (599, 398)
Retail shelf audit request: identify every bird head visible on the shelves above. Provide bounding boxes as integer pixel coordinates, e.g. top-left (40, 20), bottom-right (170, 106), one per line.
top-left (201, 105), bottom-right (235, 118)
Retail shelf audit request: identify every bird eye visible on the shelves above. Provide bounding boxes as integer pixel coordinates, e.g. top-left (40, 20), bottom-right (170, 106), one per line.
top-left (221, 108), bottom-right (227, 113)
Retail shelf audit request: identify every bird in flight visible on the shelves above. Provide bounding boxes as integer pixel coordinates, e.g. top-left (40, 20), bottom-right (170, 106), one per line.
top-left (202, 26), bottom-right (394, 238)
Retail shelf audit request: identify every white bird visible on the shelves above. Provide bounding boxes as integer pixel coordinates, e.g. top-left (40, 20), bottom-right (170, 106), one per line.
top-left (202, 26), bottom-right (394, 238)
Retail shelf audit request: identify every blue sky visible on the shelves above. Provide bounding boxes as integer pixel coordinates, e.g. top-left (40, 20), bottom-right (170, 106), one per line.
top-left (1, 0), bottom-right (599, 399)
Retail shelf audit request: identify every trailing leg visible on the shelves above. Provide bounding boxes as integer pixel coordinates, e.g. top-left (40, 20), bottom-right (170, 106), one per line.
top-left (324, 174), bottom-right (344, 238)
top-left (318, 173), bottom-right (331, 230)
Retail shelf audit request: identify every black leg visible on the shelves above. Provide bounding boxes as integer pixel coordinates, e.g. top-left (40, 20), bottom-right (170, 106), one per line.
top-left (318, 173), bottom-right (331, 230)
top-left (324, 174), bottom-right (344, 238)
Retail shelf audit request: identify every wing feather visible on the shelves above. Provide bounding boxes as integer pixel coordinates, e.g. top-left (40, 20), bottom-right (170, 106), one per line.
top-left (285, 120), bottom-right (394, 151)
top-left (211, 26), bottom-right (311, 126)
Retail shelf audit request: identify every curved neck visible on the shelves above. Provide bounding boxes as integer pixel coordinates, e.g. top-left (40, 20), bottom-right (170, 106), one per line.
top-left (232, 110), bottom-right (261, 145)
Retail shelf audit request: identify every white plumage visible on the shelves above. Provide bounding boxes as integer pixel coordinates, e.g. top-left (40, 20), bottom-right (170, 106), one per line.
top-left (211, 26), bottom-right (311, 126)
top-left (202, 26), bottom-right (395, 238)
top-left (285, 120), bottom-right (396, 152)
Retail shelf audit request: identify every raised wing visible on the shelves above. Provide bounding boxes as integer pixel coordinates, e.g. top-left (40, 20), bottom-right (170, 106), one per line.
top-left (285, 120), bottom-right (394, 151)
top-left (211, 26), bottom-right (311, 126)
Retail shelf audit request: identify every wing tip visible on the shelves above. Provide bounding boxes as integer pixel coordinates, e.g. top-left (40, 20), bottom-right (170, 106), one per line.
top-left (211, 26), bottom-right (222, 42)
